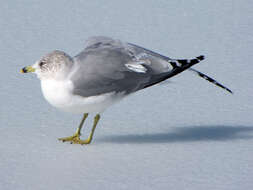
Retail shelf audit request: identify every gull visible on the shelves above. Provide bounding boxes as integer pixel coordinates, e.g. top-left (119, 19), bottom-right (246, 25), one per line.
top-left (20, 36), bottom-right (232, 145)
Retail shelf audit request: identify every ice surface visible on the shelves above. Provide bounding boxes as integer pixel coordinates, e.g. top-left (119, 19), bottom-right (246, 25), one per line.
top-left (0, 0), bottom-right (253, 190)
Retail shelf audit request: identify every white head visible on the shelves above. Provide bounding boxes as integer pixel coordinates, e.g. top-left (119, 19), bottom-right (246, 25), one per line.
top-left (21, 50), bottom-right (74, 80)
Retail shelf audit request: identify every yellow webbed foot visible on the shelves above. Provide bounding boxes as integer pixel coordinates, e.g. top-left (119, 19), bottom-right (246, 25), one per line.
top-left (75, 136), bottom-right (92, 145)
top-left (58, 113), bottom-right (99, 145)
top-left (58, 133), bottom-right (80, 143)
top-left (58, 133), bottom-right (92, 145)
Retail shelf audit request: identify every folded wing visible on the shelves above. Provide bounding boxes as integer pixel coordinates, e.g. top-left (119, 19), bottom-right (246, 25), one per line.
top-left (70, 36), bottom-right (232, 97)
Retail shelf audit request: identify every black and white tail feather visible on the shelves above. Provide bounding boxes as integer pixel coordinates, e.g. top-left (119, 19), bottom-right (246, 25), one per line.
top-left (188, 67), bottom-right (233, 94)
top-left (128, 42), bottom-right (232, 94)
top-left (169, 55), bottom-right (233, 94)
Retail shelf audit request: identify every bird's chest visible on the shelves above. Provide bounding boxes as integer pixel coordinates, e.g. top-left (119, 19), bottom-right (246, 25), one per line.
top-left (40, 79), bottom-right (73, 108)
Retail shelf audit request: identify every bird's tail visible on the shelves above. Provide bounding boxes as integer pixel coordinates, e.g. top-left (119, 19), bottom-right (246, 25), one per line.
top-left (144, 55), bottom-right (233, 94)
top-left (144, 55), bottom-right (205, 88)
top-left (168, 55), bottom-right (233, 94)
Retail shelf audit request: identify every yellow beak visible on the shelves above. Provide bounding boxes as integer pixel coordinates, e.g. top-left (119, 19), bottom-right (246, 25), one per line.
top-left (20, 66), bottom-right (35, 73)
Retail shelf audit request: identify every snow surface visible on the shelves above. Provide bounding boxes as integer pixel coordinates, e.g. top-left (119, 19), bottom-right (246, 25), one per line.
top-left (0, 0), bottom-right (253, 189)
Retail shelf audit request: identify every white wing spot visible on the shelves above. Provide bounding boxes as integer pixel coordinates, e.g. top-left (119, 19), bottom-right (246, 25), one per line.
top-left (175, 61), bottom-right (182, 67)
top-left (125, 63), bottom-right (147, 73)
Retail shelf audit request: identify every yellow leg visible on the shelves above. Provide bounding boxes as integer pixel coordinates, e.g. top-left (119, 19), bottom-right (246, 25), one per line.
top-left (58, 114), bottom-right (101, 145)
top-left (58, 113), bottom-right (88, 142)
top-left (76, 114), bottom-right (101, 145)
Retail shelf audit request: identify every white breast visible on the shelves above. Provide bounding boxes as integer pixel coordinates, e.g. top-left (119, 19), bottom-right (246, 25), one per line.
top-left (40, 79), bottom-right (125, 114)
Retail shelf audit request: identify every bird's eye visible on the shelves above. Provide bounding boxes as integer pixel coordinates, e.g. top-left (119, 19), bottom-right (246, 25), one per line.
top-left (39, 61), bottom-right (46, 67)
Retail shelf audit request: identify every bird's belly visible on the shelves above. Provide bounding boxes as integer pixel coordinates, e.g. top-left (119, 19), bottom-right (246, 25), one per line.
top-left (60, 91), bottom-right (125, 114)
top-left (41, 79), bottom-right (73, 109)
top-left (41, 79), bottom-right (125, 114)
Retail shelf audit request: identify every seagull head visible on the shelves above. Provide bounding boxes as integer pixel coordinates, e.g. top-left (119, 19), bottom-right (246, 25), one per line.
top-left (20, 50), bottom-right (74, 80)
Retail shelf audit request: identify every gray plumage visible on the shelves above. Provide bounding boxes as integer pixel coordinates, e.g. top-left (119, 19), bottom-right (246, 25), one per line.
top-left (22, 36), bottom-right (232, 145)
top-left (71, 36), bottom-right (207, 97)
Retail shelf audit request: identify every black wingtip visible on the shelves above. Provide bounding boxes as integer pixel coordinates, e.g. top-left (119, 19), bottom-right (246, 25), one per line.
top-left (226, 88), bottom-right (233, 94)
top-left (171, 55), bottom-right (205, 69)
top-left (189, 68), bottom-right (233, 95)
top-left (196, 55), bottom-right (205, 61)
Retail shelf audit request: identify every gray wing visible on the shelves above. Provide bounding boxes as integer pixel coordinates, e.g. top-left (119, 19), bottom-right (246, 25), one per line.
top-left (70, 36), bottom-right (204, 97)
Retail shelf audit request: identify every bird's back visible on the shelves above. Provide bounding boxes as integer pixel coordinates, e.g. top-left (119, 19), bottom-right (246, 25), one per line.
top-left (69, 36), bottom-right (207, 98)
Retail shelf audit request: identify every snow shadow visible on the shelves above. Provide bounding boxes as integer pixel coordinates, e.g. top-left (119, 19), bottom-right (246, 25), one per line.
top-left (98, 126), bottom-right (253, 144)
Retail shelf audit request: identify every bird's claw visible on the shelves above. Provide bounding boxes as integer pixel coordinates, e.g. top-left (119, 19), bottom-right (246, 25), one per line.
top-left (58, 133), bottom-right (92, 145)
